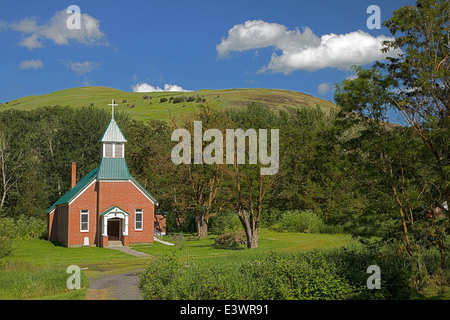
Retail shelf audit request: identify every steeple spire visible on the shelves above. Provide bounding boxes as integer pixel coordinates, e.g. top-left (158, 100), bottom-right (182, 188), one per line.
top-left (108, 99), bottom-right (118, 120)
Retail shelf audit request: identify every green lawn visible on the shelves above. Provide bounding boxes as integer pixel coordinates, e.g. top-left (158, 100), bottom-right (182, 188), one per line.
top-left (131, 230), bottom-right (354, 262)
top-left (0, 239), bottom-right (148, 300)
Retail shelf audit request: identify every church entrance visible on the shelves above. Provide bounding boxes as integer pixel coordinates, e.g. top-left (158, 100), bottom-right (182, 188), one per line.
top-left (107, 219), bottom-right (121, 241)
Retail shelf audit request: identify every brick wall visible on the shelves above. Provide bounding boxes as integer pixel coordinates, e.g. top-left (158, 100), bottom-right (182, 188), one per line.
top-left (63, 180), bottom-right (155, 247)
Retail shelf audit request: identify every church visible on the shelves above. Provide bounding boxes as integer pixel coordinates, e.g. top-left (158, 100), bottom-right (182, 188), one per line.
top-left (46, 100), bottom-right (165, 247)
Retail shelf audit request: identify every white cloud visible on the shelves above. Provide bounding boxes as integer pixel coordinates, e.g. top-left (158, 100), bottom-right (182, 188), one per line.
top-left (19, 59), bottom-right (43, 70)
top-left (317, 82), bottom-right (333, 95)
top-left (66, 61), bottom-right (100, 75)
top-left (217, 20), bottom-right (402, 74)
top-left (132, 83), bottom-right (192, 92)
top-left (7, 10), bottom-right (107, 49)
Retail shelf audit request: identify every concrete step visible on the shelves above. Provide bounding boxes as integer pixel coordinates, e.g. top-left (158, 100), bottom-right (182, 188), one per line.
top-left (108, 240), bottom-right (123, 248)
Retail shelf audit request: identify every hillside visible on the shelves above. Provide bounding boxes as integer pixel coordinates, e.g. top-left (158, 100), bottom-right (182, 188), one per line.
top-left (0, 86), bottom-right (337, 121)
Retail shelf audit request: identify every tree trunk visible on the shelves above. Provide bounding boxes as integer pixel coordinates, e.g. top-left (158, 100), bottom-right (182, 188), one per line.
top-left (239, 209), bottom-right (259, 249)
top-left (248, 227), bottom-right (258, 249)
top-left (195, 212), bottom-right (208, 238)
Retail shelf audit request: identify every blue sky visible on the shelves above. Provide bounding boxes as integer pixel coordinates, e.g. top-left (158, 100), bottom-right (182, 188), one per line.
top-left (0, 0), bottom-right (414, 105)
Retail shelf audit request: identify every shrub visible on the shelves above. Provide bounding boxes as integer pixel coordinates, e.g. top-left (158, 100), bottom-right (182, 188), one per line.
top-left (0, 218), bottom-right (14, 258)
top-left (215, 230), bottom-right (246, 248)
top-left (160, 97), bottom-right (168, 103)
top-left (272, 210), bottom-right (325, 233)
top-left (209, 211), bottom-right (241, 234)
top-left (186, 96), bottom-right (195, 102)
top-left (172, 96), bottom-right (188, 104)
top-left (243, 252), bottom-right (358, 300)
top-left (140, 253), bottom-right (182, 300)
top-left (140, 250), bottom-right (361, 300)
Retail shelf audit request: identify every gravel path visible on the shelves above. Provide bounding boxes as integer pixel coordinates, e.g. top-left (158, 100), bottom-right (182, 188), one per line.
top-left (86, 270), bottom-right (144, 300)
top-left (85, 247), bottom-right (151, 300)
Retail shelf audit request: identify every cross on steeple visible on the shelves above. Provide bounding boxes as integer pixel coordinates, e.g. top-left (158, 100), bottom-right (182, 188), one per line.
top-left (108, 99), bottom-right (118, 120)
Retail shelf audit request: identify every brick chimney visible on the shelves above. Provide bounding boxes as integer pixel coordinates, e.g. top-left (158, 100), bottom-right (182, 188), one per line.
top-left (71, 162), bottom-right (77, 188)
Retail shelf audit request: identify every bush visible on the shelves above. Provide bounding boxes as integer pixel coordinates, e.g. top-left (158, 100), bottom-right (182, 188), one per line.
top-left (243, 252), bottom-right (358, 300)
top-left (160, 97), bottom-right (168, 103)
top-left (140, 250), bottom-right (361, 300)
top-left (140, 253), bottom-right (182, 300)
top-left (208, 211), bottom-right (241, 235)
top-left (173, 96), bottom-right (187, 104)
top-left (0, 218), bottom-right (14, 258)
top-left (215, 230), bottom-right (246, 248)
top-left (272, 210), bottom-right (325, 233)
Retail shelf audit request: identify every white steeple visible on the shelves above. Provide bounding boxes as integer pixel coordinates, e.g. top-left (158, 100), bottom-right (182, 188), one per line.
top-left (100, 99), bottom-right (127, 159)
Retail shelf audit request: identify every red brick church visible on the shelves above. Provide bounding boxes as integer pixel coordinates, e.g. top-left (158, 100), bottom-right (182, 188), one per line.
top-left (46, 100), bottom-right (165, 247)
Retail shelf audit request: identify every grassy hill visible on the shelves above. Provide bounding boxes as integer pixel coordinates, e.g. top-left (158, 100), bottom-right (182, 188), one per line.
top-left (0, 86), bottom-right (337, 121)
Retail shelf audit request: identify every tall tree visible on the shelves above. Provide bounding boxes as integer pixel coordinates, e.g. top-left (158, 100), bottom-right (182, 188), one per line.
top-left (227, 104), bottom-right (280, 248)
top-left (334, 0), bottom-right (449, 267)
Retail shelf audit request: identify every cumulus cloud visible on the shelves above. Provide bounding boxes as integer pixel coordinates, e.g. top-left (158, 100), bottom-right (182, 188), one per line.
top-left (217, 20), bottom-right (401, 74)
top-left (132, 83), bottom-right (192, 93)
top-left (7, 10), bottom-right (107, 49)
top-left (66, 61), bottom-right (100, 75)
top-left (19, 59), bottom-right (43, 70)
top-left (317, 82), bottom-right (333, 95)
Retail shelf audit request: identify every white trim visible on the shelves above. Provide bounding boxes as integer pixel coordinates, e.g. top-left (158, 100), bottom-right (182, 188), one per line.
top-left (68, 179), bottom-right (97, 206)
top-left (135, 208), bottom-right (143, 231)
top-left (65, 177), bottom-right (156, 208)
top-left (80, 210), bottom-right (89, 232)
top-left (129, 179), bottom-right (156, 204)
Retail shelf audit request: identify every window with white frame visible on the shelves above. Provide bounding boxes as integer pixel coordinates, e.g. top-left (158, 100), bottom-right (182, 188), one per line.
top-left (135, 209), bottom-right (143, 230)
top-left (104, 144), bottom-right (113, 158)
top-left (114, 143), bottom-right (123, 158)
top-left (80, 210), bottom-right (89, 232)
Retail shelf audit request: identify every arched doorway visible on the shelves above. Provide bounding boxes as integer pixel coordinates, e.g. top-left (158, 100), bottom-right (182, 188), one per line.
top-left (100, 206), bottom-right (129, 246)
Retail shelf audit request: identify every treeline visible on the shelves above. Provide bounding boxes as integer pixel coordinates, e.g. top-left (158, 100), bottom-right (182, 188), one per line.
top-left (0, 102), bottom-right (446, 252)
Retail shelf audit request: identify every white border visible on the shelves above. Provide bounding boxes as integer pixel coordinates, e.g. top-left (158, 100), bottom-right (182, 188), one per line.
top-left (135, 208), bottom-right (143, 230)
top-left (80, 209), bottom-right (89, 232)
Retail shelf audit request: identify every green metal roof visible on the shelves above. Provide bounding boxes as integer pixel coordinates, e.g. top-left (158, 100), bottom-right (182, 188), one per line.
top-left (97, 158), bottom-right (131, 180)
top-left (45, 165), bottom-right (159, 213)
top-left (99, 119), bottom-right (127, 143)
top-left (45, 167), bottom-right (98, 213)
top-left (100, 206), bottom-right (130, 216)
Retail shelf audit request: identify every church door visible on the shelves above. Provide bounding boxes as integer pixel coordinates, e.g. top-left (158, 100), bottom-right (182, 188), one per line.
top-left (108, 220), bottom-right (121, 241)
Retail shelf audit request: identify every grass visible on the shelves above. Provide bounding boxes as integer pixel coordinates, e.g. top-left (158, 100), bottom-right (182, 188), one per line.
top-left (2, 231), bottom-right (448, 300)
top-left (0, 231), bottom-right (351, 300)
top-left (131, 230), bottom-right (353, 263)
top-left (0, 87), bottom-right (337, 122)
top-left (0, 239), bottom-right (149, 300)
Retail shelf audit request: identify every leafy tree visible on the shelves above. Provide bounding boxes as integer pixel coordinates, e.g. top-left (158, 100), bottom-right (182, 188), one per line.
top-left (334, 0), bottom-right (449, 268)
top-left (226, 104), bottom-right (281, 248)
